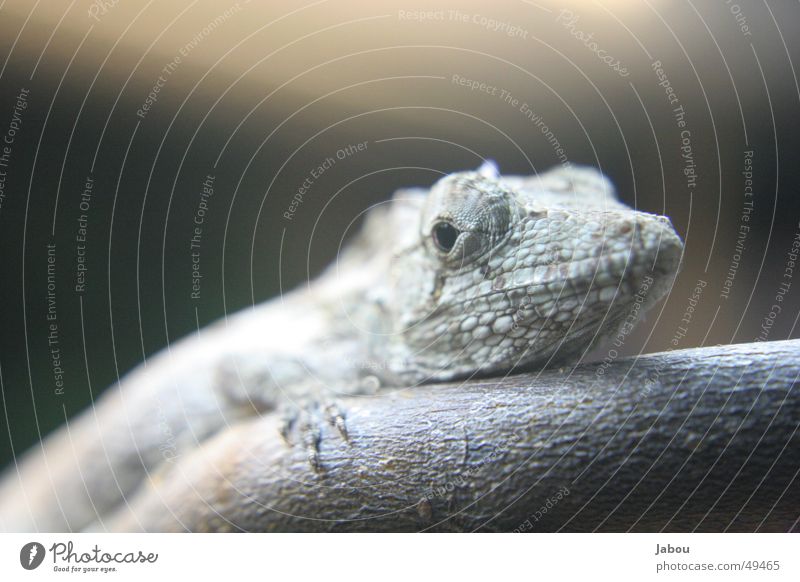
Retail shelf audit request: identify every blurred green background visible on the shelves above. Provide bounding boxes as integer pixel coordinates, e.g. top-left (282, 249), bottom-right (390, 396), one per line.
top-left (1, 0), bottom-right (799, 469)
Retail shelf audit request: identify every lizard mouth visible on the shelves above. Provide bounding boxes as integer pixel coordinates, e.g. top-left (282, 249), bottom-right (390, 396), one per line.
top-left (497, 214), bottom-right (682, 364)
top-left (396, 211), bottom-right (683, 381)
top-left (527, 213), bottom-right (681, 294)
top-left (519, 242), bottom-right (679, 311)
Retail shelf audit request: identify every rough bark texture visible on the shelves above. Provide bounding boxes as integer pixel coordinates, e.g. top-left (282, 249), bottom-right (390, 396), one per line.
top-left (103, 340), bottom-right (800, 532)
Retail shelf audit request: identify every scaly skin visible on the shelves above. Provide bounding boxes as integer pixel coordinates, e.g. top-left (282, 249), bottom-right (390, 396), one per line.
top-left (381, 163), bottom-right (681, 382)
top-left (0, 163), bottom-right (682, 531)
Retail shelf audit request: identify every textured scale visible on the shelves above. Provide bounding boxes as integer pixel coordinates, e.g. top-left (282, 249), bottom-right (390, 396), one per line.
top-left (0, 164), bottom-right (683, 530)
top-left (378, 164), bottom-right (681, 382)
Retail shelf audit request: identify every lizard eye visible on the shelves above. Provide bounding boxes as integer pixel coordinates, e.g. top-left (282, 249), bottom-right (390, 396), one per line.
top-left (432, 221), bottom-right (460, 253)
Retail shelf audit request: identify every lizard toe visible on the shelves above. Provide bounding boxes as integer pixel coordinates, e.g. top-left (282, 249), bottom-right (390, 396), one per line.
top-left (277, 398), bottom-right (350, 473)
top-left (324, 402), bottom-right (349, 442)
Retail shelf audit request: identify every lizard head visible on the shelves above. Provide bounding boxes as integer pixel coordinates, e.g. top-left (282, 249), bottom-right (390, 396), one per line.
top-left (385, 163), bottom-right (683, 382)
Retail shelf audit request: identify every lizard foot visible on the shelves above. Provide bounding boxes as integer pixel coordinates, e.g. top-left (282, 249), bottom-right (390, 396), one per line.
top-left (278, 399), bottom-right (349, 473)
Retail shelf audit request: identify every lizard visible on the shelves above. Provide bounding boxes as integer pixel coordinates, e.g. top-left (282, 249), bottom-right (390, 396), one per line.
top-left (0, 162), bottom-right (683, 532)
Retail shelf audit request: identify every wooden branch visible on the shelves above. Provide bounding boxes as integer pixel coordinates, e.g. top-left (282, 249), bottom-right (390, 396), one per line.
top-left (102, 339), bottom-right (800, 532)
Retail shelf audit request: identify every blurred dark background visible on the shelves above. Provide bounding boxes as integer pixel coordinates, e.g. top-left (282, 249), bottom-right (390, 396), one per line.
top-left (1, 0), bottom-right (799, 469)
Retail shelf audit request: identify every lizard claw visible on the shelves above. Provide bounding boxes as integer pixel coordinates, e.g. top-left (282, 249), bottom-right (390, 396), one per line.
top-left (278, 408), bottom-right (296, 444)
top-left (298, 414), bottom-right (323, 473)
top-left (324, 402), bottom-right (349, 442)
top-left (278, 398), bottom-right (350, 473)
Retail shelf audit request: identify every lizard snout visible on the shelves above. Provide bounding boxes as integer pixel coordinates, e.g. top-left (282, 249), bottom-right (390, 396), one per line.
top-left (631, 212), bottom-right (684, 304)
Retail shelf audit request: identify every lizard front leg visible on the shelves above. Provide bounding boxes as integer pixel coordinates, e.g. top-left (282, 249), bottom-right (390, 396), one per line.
top-left (215, 351), bottom-right (363, 473)
top-left (278, 397), bottom-right (350, 473)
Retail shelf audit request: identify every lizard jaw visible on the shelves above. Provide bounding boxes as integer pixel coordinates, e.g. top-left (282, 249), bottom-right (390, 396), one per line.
top-left (452, 211), bottom-right (683, 376)
top-left (384, 168), bottom-right (684, 382)
top-left (507, 211), bottom-right (683, 368)
top-left (389, 215), bottom-right (682, 382)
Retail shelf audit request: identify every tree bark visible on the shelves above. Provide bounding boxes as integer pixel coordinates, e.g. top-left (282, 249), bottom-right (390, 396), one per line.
top-left (103, 339), bottom-right (800, 532)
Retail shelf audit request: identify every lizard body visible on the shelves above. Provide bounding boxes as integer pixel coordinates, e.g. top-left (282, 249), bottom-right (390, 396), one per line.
top-left (0, 163), bottom-right (682, 531)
